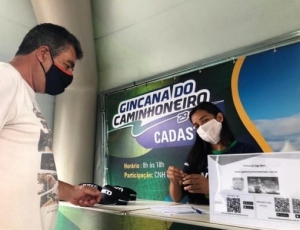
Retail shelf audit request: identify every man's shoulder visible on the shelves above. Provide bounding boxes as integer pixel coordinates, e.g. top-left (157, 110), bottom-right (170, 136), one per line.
top-left (0, 62), bottom-right (14, 71)
top-left (0, 62), bottom-right (9, 68)
top-left (0, 62), bottom-right (25, 90)
top-left (0, 62), bottom-right (21, 81)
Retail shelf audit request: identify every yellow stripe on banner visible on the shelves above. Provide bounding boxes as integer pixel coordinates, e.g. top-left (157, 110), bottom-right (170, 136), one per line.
top-left (231, 57), bottom-right (273, 153)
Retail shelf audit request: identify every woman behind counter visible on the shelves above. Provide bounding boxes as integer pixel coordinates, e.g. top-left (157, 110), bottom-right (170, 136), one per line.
top-left (167, 102), bottom-right (261, 204)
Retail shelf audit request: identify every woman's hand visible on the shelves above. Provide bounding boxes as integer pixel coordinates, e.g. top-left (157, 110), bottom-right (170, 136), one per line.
top-left (167, 166), bottom-right (186, 185)
top-left (182, 174), bottom-right (209, 194)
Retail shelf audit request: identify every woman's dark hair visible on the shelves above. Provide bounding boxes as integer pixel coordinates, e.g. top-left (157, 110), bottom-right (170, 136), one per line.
top-left (15, 23), bottom-right (83, 59)
top-left (186, 102), bottom-right (235, 173)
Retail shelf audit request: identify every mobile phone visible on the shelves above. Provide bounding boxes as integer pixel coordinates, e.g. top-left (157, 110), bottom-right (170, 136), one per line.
top-left (183, 162), bottom-right (190, 174)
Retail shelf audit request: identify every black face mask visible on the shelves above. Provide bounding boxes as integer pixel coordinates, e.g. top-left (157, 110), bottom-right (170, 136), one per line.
top-left (40, 55), bottom-right (73, 96)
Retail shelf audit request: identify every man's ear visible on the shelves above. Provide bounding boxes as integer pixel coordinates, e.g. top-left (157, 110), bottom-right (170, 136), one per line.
top-left (36, 46), bottom-right (50, 63)
top-left (216, 112), bottom-right (224, 123)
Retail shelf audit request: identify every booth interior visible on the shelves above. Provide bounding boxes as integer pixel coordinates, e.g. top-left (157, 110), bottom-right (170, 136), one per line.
top-left (2, 1), bottom-right (300, 229)
top-left (60, 32), bottom-right (300, 230)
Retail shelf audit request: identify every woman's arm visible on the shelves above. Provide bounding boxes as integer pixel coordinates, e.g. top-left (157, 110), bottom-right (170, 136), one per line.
top-left (169, 180), bottom-right (183, 202)
top-left (167, 166), bottom-right (186, 202)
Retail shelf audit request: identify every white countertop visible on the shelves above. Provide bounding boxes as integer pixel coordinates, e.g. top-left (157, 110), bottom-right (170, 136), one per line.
top-left (59, 200), bottom-right (258, 230)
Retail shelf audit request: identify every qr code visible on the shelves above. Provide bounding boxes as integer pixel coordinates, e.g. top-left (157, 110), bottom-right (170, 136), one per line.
top-left (292, 198), bottom-right (300, 214)
top-left (274, 197), bottom-right (290, 213)
top-left (227, 197), bottom-right (241, 213)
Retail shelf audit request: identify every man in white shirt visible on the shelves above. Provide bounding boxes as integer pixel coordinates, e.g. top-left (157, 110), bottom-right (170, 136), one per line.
top-left (0, 23), bottom-right (100, 230)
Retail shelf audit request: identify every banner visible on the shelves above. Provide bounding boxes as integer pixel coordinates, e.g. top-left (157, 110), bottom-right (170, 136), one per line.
top-left (104, 41), bottom-right (300, 201)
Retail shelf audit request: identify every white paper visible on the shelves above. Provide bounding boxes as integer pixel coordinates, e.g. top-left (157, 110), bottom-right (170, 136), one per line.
top-left (208, 152), bottom-right (300, 230)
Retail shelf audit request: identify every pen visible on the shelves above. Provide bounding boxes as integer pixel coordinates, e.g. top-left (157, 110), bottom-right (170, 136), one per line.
top-left (191, 207), bottom-right (202, 214)
top-left (163, 211), bottom-right (201, 215)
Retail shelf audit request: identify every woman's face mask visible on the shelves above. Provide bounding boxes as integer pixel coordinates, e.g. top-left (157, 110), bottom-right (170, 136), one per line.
top-left (196, 119), bottom-right (222, 144)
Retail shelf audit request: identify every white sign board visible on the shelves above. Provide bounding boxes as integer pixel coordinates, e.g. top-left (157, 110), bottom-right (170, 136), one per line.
top-left (208, 152), bottom-right (300, 230)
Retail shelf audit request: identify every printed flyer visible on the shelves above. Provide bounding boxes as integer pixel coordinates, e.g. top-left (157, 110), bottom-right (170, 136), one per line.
top-left (208, 152), bottom-right (300, 230)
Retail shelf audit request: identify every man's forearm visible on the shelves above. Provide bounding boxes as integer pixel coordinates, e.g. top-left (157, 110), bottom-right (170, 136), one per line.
top-left (58, 180), bottom-right (74, 201)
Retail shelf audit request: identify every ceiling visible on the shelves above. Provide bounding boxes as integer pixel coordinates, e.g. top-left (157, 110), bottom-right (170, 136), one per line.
top-left (91, 0), bottom-right (300, 92)
top-left (1, 0), bottom-right (300, 93)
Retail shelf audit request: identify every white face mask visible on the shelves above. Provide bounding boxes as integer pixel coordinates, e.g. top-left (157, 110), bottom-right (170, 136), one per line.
top-left (196, 119), bottom-right (222, 144)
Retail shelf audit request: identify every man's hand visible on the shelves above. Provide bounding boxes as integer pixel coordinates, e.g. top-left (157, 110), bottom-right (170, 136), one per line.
top-left (59, 181), bottom-right (101, 207)
top-left (182, 174), bottom-right (209, 194)
top-left (167, 166), bottom-right (186, 185)
top-left (69, 185), bottom-right (101, 206)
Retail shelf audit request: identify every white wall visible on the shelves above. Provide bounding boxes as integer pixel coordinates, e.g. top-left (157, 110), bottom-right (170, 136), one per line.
top-left (0, 0), bottom-right (35, 61)
top-left (92, 0), bottom-right (300, 92)
top-left (3, 0), bottom-right (300, 129)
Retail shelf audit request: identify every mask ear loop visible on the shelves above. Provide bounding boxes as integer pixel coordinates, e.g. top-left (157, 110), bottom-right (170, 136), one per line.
top-left (39, 61), bottom-right (46, 74)
top-left (49, 51), bottom-right (55, 64)
top-left (39, 50), bottom-right (54, 74)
